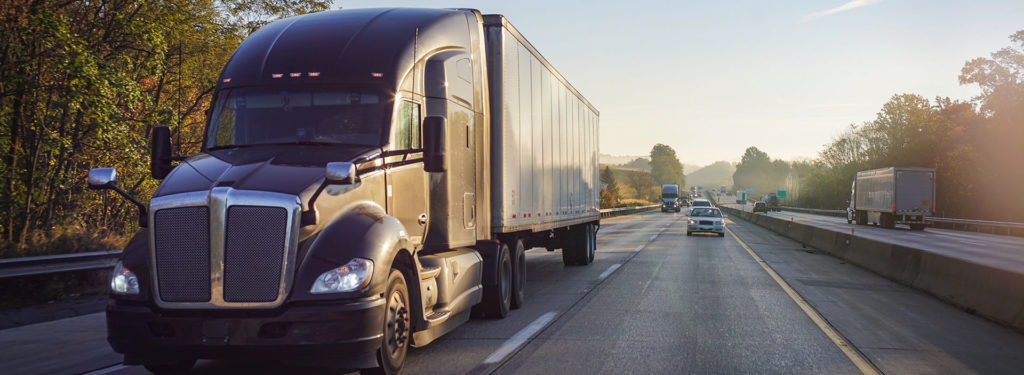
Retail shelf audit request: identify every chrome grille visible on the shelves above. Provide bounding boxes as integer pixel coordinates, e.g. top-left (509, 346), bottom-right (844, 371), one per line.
top-left (223, 206), bottom-right (288, 302)
top-left (154, 207), bottom-right (211, 302)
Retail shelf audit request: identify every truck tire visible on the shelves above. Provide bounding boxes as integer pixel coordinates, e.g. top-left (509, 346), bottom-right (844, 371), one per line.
top-left (909, 224), bottom-right (926, 231)
top-left (144, 360), bottom-right (195, 375)
top-left (364, 269), bottom-right (411, 375)
top-left (477, 244), bottom-right (511, 318)
top-left (881, 214), bottom-right (895, 229)
top-left (510, 239), bottom-right (526, 309)
top-left (583, 224), bottom-right (596, 265)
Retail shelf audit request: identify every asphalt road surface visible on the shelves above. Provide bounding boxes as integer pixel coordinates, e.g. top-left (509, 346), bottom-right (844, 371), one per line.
top-left (3, 210), bottom-right (1024, 374)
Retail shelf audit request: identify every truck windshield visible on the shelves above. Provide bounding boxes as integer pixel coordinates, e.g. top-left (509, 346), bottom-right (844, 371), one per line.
top-left (205, 86), bottom-right (389, 149)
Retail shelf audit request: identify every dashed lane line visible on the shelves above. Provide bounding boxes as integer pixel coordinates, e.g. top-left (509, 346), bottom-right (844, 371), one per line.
top-left (597, 264), bottom-right (622, 281)
top-left (481, 311), bottom-right (559, 365)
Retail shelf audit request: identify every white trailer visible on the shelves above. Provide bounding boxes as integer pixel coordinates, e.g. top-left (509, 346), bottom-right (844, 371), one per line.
top-left (847, 167), bottom-right (935, 230)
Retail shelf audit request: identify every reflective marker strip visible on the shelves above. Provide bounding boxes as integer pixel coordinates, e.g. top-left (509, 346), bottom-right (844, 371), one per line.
top-left (598, 264), bottom-right (621, 281)
top-left (726, 227), bottom-right (880, 375)
top-left (482, 311), bottom-right (559, 364)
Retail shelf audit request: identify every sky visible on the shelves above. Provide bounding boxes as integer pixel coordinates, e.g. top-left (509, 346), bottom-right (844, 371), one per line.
top-left (334, 0), bottom-right (1024, 166)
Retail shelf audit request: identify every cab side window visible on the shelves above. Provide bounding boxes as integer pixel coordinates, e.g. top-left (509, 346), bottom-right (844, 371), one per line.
top-left (393, 100), bottom-right (421, 150)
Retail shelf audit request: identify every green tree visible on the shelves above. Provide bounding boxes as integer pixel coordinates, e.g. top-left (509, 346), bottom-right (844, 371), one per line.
top-left (599, 166), bottom-right (619, 207)
top-left (0, 0), bottom-right (329, 254)
top-left (648, 144), bottom-right (684, 187)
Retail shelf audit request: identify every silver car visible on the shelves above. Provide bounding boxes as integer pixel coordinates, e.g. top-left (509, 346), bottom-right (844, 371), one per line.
top-left (687, 207), bottom-right (726, 237)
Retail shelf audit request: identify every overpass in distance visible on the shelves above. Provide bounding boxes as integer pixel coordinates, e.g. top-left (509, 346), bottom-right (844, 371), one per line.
top-left (2, 207), bottom-right (1024, 374)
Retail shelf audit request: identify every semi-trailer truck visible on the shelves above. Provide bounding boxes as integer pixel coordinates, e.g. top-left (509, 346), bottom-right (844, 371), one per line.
top-left (88, 8), bottom-right (600, 374)
top-left (846, 167), bottom-right (935, 230)
top-left (661, 184), bottom-right (681, 212)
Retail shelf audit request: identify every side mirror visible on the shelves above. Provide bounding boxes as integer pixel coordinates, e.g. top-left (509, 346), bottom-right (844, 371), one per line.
top-left (151, 126), bottom-right (173, 179)
top-left (423, 116), bottom-right (446, 173)
top-left (325, 162), bottom-right (356, 185)
top-left (87, 167), bottom-right (147, 227)
top-left (88, 168), bottom-right (117, 190)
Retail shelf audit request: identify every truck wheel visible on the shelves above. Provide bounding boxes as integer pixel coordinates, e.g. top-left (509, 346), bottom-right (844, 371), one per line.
top-left (366, 269), bottom-right (411, 375)
top-left (510, 239), bottom-right (526, 309)
top-left (144, 360), bottom-right (195, 375)
top-left (478, 244), bottom-right (511, 318)
top-left (855, 211), bottom-right (867, 226)
top-left (909, 224), bottom-right (926, 231)
top-left (582, 224), bottom-right (596, 265)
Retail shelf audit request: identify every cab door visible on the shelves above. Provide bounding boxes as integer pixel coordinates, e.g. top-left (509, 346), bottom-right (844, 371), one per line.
top-left (386, 99), bottom-right (428, 244)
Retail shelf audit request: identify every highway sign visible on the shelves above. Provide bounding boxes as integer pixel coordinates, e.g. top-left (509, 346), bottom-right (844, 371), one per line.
top-left (777, 190), bottom-right (787, 199)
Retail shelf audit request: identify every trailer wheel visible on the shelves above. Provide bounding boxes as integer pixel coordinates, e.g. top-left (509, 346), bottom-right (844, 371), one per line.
top-left (364, 269), bottom-right (411, 375)
top-left (909, 224), bottom-right (926, 231)
top-left (477, 244), bottom-right (511, 318)
top-left (510, 239), bottom-right (526, 309)
top-left (584, 224), bottom-right (596, 265)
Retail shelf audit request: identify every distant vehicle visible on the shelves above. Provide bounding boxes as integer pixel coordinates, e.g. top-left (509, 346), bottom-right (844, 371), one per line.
top-left (687, 207), bottom-right (726, 237)
top-left (847, 167), bottom-right (935, 230)
top-left (762, 193), bottom-right (780, 212)
top-left (720, 185), bottom-right (728, 195)
top-left (691, 198), bottom-right (713, 208)
top-left (690, 185), bottom-right (697, 195)
top-left (661, 184), bottom-right (682, 212)
top-left (735, 191), bottom-right (747, 204)
top-left (753, 201), bottom-right (768, 213)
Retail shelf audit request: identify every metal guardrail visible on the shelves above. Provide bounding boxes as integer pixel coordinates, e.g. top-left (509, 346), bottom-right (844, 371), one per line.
top-left (0, 206), bottom-right (660, 279)
top-left (599, 204), bottom-right (660, 218)
top-left (0, 250), bottom-right (122, 279)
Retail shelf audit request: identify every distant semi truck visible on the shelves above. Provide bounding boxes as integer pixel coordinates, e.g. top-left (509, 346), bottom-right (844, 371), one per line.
top-left (661, 184), bottom-right (681, 212)
top-left (736, 191), bottom-right (746, 204)
top-left (90, 8), bottom-right (599, 374)
top-left (846, 167), bottom-right (935, 230)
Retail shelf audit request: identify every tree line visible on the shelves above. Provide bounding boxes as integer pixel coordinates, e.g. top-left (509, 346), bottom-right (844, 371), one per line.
top-left (731, 30), bottom-right (1024, 221)
top-left (0, 0), bottom-right (329, 256)
top-left (601, 143), bottom-right (685, 207)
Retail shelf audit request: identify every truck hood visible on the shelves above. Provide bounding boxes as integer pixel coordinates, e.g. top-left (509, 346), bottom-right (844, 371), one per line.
top-left (153, 145), bottom-right (379, 199)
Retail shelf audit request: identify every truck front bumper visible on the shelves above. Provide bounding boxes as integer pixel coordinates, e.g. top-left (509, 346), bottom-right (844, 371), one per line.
top-left (107, 297), bottom-right (385, 368)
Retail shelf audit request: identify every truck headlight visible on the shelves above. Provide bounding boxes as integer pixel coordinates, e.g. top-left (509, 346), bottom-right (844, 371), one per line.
top-left (311, 258), bottom-right (374, 294)
top-left (688, 219), bottom-right (696, 225)
top-left (110, 260), bottom-right (140, 295)
top-left (715, 221), bottom-right (724, 226)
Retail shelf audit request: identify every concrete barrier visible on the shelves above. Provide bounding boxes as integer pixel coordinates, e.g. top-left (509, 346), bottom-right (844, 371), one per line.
top-left (721, 205), bottom-right (1024, 333)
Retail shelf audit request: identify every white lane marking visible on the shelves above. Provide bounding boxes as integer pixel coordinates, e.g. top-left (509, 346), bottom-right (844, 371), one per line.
top-left (598, 264), bottom-right (622, 281)
top-left (649, 234), bottom-right (658, 240)
top-left (482, 311), bottom-right (559, 364)
top-left (83, 364), bottom-right (130, 375)
top-left (634, 245), bottom-right (644, 252)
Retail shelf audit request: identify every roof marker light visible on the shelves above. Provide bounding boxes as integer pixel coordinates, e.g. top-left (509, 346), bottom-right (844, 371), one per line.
top-left (371, 72), bottom-right (383, 78)
top-left (222, 78), bottom-right (231, 83)
top-left (289, 72), bottom-right (301, 78)
top-left (308, 72), bottom-right (320, 77)
top-left (272, 73), bottom-right (283, 79)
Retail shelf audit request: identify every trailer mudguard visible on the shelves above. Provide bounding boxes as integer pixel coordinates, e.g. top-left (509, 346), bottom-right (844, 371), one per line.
top-left (291, 201), bottom-right (414, 302)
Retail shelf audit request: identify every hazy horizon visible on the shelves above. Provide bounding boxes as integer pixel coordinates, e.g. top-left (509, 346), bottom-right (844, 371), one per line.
top-left (336, 0), bottom-right (1024, 165)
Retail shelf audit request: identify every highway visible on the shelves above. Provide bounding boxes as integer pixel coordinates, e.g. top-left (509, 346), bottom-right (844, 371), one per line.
top-left (722, 201), bottom-right (1024, 274)
top-left (3, 210), bottom-right (1024, 374)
